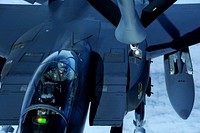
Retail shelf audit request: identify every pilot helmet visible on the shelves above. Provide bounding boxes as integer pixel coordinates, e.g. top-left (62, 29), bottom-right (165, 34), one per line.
top-left (57, 62), bottom-right (67, 74)
top-left (40, 93), bottom-right (55, 104)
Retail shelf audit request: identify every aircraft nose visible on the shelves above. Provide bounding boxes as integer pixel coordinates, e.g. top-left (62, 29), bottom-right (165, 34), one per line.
top-left (164, 52), bottom-right (195, 120)
top-left (178, 109), bottom-right (191, 120)
top-left (166, 79), bottom-right (194, 120)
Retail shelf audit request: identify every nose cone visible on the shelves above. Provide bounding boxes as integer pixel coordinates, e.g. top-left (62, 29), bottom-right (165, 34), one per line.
top-left (177, 109), bottom-right (191, 120)
top-left (167, 84), bottom-right (194, 120)
top-left (165, 72), bottom-right (195, 120)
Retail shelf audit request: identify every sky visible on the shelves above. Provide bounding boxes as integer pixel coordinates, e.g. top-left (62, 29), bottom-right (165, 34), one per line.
top-left (0, 0), bottom-right (200, 133)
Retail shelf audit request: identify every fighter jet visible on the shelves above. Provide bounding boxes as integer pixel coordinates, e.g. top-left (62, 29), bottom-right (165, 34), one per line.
top-left (0, 0), bottom-right (200, 132)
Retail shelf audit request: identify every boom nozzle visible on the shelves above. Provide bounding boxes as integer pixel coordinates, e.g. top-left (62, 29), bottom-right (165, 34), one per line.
top-left (115, 0), bottom-right (146, 44)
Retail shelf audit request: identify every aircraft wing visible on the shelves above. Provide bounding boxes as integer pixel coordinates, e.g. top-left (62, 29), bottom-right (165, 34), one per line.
top-left (0, 4), bottom-right (50, 125)
top-left (145, 4), bottom-right (200, 59)
top-left (0, 4), bottom-right (50, 57)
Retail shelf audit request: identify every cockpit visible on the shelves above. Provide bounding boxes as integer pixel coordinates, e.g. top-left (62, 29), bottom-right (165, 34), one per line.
top-left (18, 50), bottom-right (78, 133)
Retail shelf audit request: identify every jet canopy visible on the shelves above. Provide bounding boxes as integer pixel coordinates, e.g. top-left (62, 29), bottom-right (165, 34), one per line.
top-left (18, 50), bottom-right (78, 133)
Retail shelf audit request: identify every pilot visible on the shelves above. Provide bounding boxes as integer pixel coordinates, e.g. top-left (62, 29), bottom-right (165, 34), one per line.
top-left (40, 61), bottom-right (75, 106)
top-left (40, 93), bottom-right (55, 104)
top-left (41, 62), bottom-right (73, 83)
